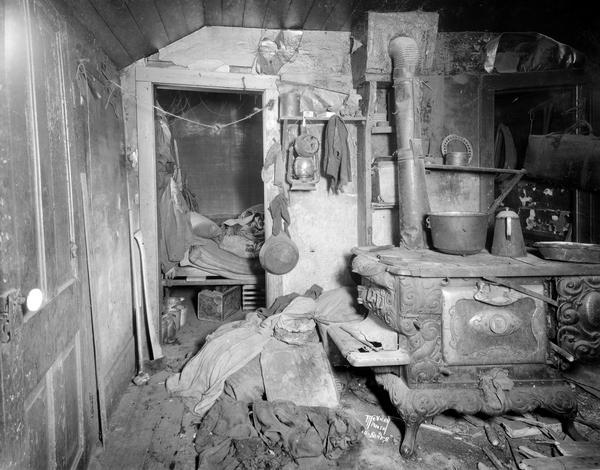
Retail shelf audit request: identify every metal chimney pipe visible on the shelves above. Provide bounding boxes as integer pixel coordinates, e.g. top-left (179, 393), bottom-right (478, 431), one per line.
top-left (389, 36), bottom-right (430, 249)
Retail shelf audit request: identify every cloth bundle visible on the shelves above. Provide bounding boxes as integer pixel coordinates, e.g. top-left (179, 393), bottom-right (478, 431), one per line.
top-left (195, 396), bottom-right (362, 469)
top-left (219, 205), bottom-right (265, 259)
top-left (186, 238), bottom-right (263, 280)
top-left (166, 287), bottom-right (363, 417)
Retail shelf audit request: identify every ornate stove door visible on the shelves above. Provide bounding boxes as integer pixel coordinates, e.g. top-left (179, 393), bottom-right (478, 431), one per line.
top-left (441, 282), bottom-right (547, 366)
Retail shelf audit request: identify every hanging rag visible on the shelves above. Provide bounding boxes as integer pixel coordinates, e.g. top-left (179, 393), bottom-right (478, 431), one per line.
top-left (262, 140), bottom-right (286, 190)
top-left (268, 192), bottom-right (291, 236)
top-left (158, 177), bottom-right (194, 273)
top-left (155, 105), bottom-right (176, 194)
top-left (323, 115), bottom-right (351, 193)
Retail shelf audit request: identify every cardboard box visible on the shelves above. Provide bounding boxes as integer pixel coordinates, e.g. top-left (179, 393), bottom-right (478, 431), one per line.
top-left (197, 286), bottom-right (241, 321)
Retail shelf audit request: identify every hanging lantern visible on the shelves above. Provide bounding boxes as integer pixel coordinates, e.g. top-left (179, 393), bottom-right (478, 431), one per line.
top-left (287, 132), bottom-right (320, 190)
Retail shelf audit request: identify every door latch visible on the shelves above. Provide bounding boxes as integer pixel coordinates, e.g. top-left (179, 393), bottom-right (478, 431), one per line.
top-left (0, 296), bottom-right (11, 343)
top-left (0, 290), bottom-right (25, 344)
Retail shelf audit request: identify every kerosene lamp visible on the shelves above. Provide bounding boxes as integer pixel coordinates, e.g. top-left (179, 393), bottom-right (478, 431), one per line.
top-left (287, 127), bottom-right (320, 190)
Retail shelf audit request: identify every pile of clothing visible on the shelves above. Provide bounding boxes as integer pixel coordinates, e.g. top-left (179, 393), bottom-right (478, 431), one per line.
top-left (219, 205), bottom-right (264, 259)
top-left (195, 396), bottom-right (362, 469)
top-left (166, 286), bottom-right (366, 466)
top-left (167, 287), bottom-right (362, 414)
top-left (162, 198), bottom-right (266, 279)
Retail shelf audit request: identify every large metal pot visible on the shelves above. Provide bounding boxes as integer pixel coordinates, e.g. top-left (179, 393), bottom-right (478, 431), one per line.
top-left (426, 211), bottom-right (489, 255)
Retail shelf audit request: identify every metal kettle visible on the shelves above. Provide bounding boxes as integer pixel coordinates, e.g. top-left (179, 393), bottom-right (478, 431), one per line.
top-left (491, 208), bottom-right (527, 257)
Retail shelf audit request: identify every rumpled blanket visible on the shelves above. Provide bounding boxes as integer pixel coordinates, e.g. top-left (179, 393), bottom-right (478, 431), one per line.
top-left (166, 288), bottom-right (363, 417)
top-left (166, 312), bottom-right (271, 417)
top-left (195, 396), bottom-right (362, 469)
top-left (258, 284), bottom-right (324, 318)
top-left (187, 237), bottom-right (263, 279)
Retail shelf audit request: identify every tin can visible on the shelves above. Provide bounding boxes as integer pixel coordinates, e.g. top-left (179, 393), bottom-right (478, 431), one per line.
top-left (280, 92), bottom-right (300, 118)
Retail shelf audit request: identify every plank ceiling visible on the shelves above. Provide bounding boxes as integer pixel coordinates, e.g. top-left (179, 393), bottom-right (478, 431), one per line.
top-left (60, 0), bottom-right (596, 69)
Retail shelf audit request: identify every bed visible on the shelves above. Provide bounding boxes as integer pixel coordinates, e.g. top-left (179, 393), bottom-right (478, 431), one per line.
top-left (161, 210), bottom-right (266, 311)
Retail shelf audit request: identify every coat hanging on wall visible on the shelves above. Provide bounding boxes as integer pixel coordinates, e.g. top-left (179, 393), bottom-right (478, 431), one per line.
top-left (323, 115), bottom-right (351, 194)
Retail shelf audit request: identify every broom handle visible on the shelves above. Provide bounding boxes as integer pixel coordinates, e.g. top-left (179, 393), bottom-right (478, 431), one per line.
top-left (133, 230), bottom-right (163, 359)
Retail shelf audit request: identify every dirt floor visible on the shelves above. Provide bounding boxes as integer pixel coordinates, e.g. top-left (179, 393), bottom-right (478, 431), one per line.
top-left (88, 296), bottom-right (600, 470)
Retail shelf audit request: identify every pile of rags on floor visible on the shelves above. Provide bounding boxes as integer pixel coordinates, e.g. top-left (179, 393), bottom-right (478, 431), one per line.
top-left (166, 286), bottom-right (366, 468)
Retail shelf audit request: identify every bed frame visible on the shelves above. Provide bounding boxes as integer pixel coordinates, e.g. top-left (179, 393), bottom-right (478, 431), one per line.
top-left (162, 266), bottom-right (265, 311)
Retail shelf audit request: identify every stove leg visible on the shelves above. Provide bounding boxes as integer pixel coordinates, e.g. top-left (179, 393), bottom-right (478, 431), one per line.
top-left (399, 415), bottom-right (425, 458)
top-left (375, 373), bottom-right (455, 458)
top-left (375, 372), bottom-right (579, 458)
top-left (542, 389), bottom-right (580, 439)
top-left (564, 419), bottom-right (584, 441)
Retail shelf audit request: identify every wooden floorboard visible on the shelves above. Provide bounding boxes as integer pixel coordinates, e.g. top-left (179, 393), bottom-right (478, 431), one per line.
top-left (88, 306), bottom-right (228, 470)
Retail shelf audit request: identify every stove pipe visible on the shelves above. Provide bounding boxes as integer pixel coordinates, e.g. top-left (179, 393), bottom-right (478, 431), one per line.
top-left (389, 36), bottom-right (430, 249)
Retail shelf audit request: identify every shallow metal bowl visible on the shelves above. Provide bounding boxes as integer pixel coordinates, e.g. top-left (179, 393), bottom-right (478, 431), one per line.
top-left (533, 242), bottom-right (600, 263)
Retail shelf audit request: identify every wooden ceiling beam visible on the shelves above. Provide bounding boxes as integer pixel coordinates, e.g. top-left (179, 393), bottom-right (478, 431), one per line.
top-left (153, 0), bottom-right (190, 43)
top-left (261, 0), bottom-right (291, 30)
top-left (221, 0), bottom-right (245, 27)
top-left (178, 0), bottom-right (205, 32)
top-left (241, 0), bottom-right (270, 29)
top-left (123, 0), bottom-right (169, 50)
top-left (87, 0), bottom-right (155, 60)
top-left (282, 0), bottom-right (313, 30)
top-left (302, 0), bottom-right (337, 30)
top-left (203, 0), bottom-right (222, 26)
top-left (61, 0), bottom-right (133, 68)
top-left (322, 0), bottom-right (356, 31)
top-left (342, 0), bottom-right (365, 31)
top-left (360, 0), bottom-right (416, 12)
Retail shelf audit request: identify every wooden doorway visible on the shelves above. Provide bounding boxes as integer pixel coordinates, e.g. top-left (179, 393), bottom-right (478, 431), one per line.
top-left (132, 67), bottom-right (281, 333)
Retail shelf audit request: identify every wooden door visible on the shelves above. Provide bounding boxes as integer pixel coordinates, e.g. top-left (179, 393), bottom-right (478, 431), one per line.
top-left (1, 0), bottom-right (96, 468)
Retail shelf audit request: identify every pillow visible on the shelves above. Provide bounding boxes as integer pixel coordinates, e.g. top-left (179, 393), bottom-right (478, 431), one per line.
top-left (188, 211), bottom-right (221, 239)
top-left (315, 287), bottom-right (363, 323)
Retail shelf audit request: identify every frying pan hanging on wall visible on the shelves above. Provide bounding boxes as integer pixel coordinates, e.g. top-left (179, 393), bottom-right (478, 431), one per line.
top-left (259, 193), bottom-right (299, 275)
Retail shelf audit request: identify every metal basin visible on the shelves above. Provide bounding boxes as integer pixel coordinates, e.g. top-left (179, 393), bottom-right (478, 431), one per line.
top-left (427, 211), bottom-right (489, 255)
top-left (534, 242), bottom-right (600, 263)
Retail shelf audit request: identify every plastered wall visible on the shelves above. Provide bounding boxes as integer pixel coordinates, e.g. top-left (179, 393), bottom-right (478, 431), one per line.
top-left (157, 27), bottom-right (361, 293)
top-left (153, 27), bottom-right (510, 290)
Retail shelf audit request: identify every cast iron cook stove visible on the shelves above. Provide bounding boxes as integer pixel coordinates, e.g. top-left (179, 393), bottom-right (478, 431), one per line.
top-left (351, 246), bottom-right (600, 457)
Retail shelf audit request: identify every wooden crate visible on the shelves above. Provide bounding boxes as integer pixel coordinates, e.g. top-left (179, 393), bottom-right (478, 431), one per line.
top-left (197, 285), bottom-right (241, 321)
